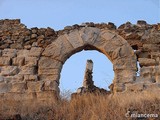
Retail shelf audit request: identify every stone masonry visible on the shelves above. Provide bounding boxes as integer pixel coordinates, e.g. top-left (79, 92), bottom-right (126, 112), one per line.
top-left (75, 59), bottom-right (109, 95)
top-left (76, 60), bottom-right (95, 94)
top-left (0, 19), bottom-right (160, 116)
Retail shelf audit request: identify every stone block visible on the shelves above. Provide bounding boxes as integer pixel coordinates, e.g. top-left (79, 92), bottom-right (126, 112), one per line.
top-left (113, 57), bottom-right (137, 71)
top-left (38, 68), bottom-right (60, 75)
top-left (138, 58), bottom-right (156, 67)
top-left (79, 27), bottom-right (100, 45)
top-left (19, 66), bottom-right (36, 75)
top-left (24, 75), bottom-right (38, 81)
top-left (12, 57), bottom-right (25, 66)
top-left (125, 83), bottom-right (144, 92)
top-left (25, 57), bottom-right (38, 66)
top-left (2, 49), bottom-right (17, 58)
top-left (142, 44), bottom-right (159, 52)
top-left (0, 82), bottom-right (12, 93)
top-left (66, 30), bottom-right (84, 48)
top-left (0, 66), bottom-right (19, 76)
top-left (38, 57), bottom-right (62, 69)
top-left (115, 72), bottom-right (136, 83)
top-left (144, 83), bottom-right (160, 90)
top-left (42, 35), bottom-right (74, 61)
top-left (10, 43), bottom-right (23, 49)
top-left (155, 75), bottom-right (160, 83)
top-left (29, 47), bottom-right (43, 57)
top-left (100, 30), bottom-right (117, 41)
top-left (3, 75), bottom-right (23, 82)
top-left (36, 91), bottom-right (59, 100)
top-left (3, 92), bottom-right (36, 101)
top-left (10, 82), bottom-right (27, 93)
top-left (113, 83), bottom-right (125, 92)
top-left (150, 52), bottom-right (160, 59)
top-left (17, 50), bottom-right (30, 57)
top-left (27, 81), bottom-right (44, 92)
top-left (44, 80), bottom-right (59, 91)
top-left (140, 66), bottom-right (152, 77)
top-left (0, 57), bottom-right (11, 66)
top-left (31, 34), bottom-right (37, 39)
top-left (137, 51), bottom-right (150, 58)
top-left (39, 74), bottom-right (60, 81)
top-left (112, 44), bottom-right (134, 60)
top-left (0, 76), bottom-right (4, 82)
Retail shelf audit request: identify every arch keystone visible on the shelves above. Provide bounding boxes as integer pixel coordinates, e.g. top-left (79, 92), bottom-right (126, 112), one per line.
top-left (79, 27), bottom-right (101, 45)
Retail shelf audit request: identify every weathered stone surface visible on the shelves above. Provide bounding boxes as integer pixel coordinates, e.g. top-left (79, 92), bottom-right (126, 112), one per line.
top-left (112, 44), bottom-right (134, 60)
top-left (10, 82), bottom-right (27, 93)
top-left (12, 57), bottom-right (25, 66)
top-left (27, 81), bottom-right (43, 92)
top-left (137, 51), bottom-right (150, 58)
top-left (142, 44), bottom-right (159, 52)
top-left (44, 80), bottom-right (59, 91)
top-left (102, 36), bottom-right (127, 59)
top-left (144, 83), bottom-right (160, 90)
top-left (39, 74), bottom-right (60, 81)
top-left (17, 50), bottom-right (30, 57)
top-left (36, 91), bottom-right (59, 100)
top-left (138, 58), bottom-right (156, 67)
top-left (0, 83), bottom-right (12, 93)
top-left (38, 68), bottom-right (59, 75)
top-left (66, 30), bottom-right (84, 49)
top-left (19, 66), bottom-right (36, 75)
top-left (100, 30), bottom-right (116, 41)
top-left (83, 60), bottom-right (94, 89)
top-left (0, 66), bottom-right (19, 76)
top-left (79, 27), bottom-right (100, 45)
top-left (126, 83), bottom-right (144, 92)
top-left (2, 92), bottom-right (36, 101)
top-left (2, 49), bottom-right (17, 58)
top-left (114, 70), bottom-right (136, 83)
top-left (3, 75), bottom-right (23, 82)
top-left (25, 57), bottom-right (38, 66)
top-left (146, 32), bottom-right (160, 44)
top-left (0, 57), bottom-right (11, 66)
top-left (24, 75), bottom-right (38, 81)
top-left (29, 47), bottom-right (43, 57)
top-left (42, 35), bottom-right (74, 61)
top-left (10, 43), bottom-right (23, 49)
top-left (38, 57), bottom-right (62, 69)
top-left (0, 76), bottom-right (4, 82)
top-left (31, 34), bottom-right (37, 39)
top-left (113, 83), bottom-right (125, 92)
top-left (140, 66), bottom-right (153, 76)
top-left (113, 57), bottom-right (137, 71)
top-left (139, 67), bottom-right (156, 83)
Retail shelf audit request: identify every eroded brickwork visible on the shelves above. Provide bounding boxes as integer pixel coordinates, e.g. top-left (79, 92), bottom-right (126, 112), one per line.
top-left (0, 19), bottom-right (160, 116)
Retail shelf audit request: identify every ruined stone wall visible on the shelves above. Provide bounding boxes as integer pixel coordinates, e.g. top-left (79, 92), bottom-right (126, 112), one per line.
top-left (0, 19), bottom-right (160, 116)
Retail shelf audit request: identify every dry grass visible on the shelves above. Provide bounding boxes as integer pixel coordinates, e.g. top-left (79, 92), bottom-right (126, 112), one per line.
top-left (52, 91), bottom-right (160, 120)
top-left (0, 91), bottom-right (160, 120)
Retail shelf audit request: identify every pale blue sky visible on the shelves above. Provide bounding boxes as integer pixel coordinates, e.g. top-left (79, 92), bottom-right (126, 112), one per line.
top-left (0, 0), bottom-right (159, 92)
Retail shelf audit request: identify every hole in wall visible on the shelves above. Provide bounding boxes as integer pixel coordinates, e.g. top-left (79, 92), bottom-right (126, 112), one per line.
top-left (131, 45), bottom-right (138, 50)
top-left (132, 45), bottom-right (141, 77)
top-left (59, 50), bottom-right (114, 97)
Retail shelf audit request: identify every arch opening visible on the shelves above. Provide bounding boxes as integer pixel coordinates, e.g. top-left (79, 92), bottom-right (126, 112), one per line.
top-left (60, 50), bottom-right (114, 96)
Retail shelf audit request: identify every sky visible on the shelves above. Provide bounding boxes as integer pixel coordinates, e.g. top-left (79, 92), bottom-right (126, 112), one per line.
top-left (0, 0), bottom-right (159, 92)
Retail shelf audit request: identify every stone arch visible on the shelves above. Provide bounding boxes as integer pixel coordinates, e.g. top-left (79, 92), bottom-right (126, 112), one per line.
top-left (38, 27), bottom-right (137, 93)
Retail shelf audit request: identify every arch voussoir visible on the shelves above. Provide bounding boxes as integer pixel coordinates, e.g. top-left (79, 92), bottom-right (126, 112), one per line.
top-left (79, 27), bottom-right (101, 45)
